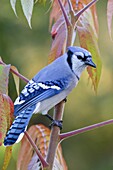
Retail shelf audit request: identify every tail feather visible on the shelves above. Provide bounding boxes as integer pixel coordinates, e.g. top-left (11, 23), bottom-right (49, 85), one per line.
top-left (4, 105), bottom-right (36, 146)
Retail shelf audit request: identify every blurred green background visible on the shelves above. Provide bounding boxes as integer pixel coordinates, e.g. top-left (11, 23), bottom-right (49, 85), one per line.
top-left (0, 0), bottom-right (113, 169)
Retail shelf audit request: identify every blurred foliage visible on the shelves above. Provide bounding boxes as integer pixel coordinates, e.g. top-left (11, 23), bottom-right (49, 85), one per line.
top-left (0, 0), bottom-right (113, 170)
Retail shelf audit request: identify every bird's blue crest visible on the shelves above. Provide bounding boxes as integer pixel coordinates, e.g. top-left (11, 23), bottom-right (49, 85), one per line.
top-left (67, 46), bottom-right (91, 56)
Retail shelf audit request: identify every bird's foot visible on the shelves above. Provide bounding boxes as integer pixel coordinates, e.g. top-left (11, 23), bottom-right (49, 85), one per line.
top-left (45, 114), bottom-right (63, 130)
top-left (49, 120), bottom-right (63, 130)
top-left (63, 97), bottom-right (67, 103)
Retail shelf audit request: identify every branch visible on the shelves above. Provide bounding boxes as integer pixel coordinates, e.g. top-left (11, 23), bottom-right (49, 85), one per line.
top-left (57, 0), bottom-right (71, 27)
top-left (0, 59), bottom-right (29, 83)
top-left (75, 0), bottom-right (99, 20)
top-left (46, 1), bottom-right (76, 168)
top-left (67, 0), bottom-right (75, 28)
top-left (60, 119), bottom-right (113, 141)
top-left (66, 0), bottom-right (76, 47)
top-left (67, 0), bottom-right (74, 14)
top-left (24, 131), bottom-right (49, 168)
top-left (46, 101), bottom-right (65, 169)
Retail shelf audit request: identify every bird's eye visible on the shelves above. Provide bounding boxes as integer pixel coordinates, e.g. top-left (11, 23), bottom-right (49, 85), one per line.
top-left (77, 55), bottom-right (84, 60)
top-left (75, 52), bottom-right (84, 60)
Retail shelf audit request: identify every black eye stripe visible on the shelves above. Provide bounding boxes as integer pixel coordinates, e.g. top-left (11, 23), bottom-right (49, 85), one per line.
top-left (77, 55), bottom-right (84, 60)
top-left (77, 55), bottom-right (92, 61)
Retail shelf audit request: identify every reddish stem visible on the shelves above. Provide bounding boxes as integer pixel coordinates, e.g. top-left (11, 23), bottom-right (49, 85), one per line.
top-left (67, 0), bottom-right (74, 13)
top-left (57, 0), bottom-right (71, 27)
top-left (25, 131), bottom-right (49, 168)
top-left (75, 0), bottom-right (99, 20)
top-left (0, 60), bottom-right (29, 83)
top-left (60, 119), bottom-right (113, 141)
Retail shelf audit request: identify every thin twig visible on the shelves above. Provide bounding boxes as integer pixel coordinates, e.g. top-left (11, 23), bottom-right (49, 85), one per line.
top-left (67, 0), bottom-right (75, 27)
top-left (60, 119), bottom-right (113, 141)
top-left (67, 0), bottom-right (74, 13)
top-left (0, 60), bottom-right (29, 83)
top-left (75, 0), bottom-right (99, 20)
top-left (57, 0), bottom-right (71, 27)
top-left (25, 131), bottom-right (49, 168)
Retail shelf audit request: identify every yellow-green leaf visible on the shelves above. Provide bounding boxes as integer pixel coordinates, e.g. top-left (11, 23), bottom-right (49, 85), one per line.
top-left (77, 6), bottom-right (102, 93)
top-left (0, 64), bottom-right (11, 94)
top-left (0, 93), bottom-right (7, 146)
top-left (2, 146), bottom-right (13, 170)
top-left (0, 94), bottom-right (14, 146)
top-left (11, 65), bottom-right (20, 96)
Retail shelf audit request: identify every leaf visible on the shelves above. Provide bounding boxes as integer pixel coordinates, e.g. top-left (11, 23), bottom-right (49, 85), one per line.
top-left (0, 63), bottom-right (14, 169)
top-left (49, 0), bottom-right (62, 28)
top-left (0, 64), bottom-right (14, 138)
top-left (0, 93), bottom-right (7, 146)
top-left (3, 94), bottom-right (14, 129)
top-left (0, 64), bottom-right (11, 94)
top-left (10, 0), bottom-right (17, 17)
top-left (20, 0), bottom-right (34, 28)
top-left (77, 6), bottom-right (102, 93)
top-left (17, 124), bottom-right (68, 170)
top-left (11, 66), bottom-right (20, 96)
top-left (48, 20), bottom-right (67, 63)
top-left (0, 94), bottom-right (14, 146)
top-left (107, 0), bottom-right (113, 40)
top-left (35, 0), bottom-right (46, 4)
top-left (2, 146), bottom-right (13, 170)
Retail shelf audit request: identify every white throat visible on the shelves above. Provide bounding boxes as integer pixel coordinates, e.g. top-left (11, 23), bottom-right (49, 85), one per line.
top-left (71, 54), bottom-right (86, 77)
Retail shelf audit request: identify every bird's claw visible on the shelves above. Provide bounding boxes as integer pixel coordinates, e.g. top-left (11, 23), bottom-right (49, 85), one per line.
top-left (63, 97), bottom-right (67, 103)
top-left (49, 120), bottom-right (63, 130)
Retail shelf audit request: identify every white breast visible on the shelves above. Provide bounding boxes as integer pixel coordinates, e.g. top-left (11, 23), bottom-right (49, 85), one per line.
top-left (33, 77), bottom-right (78, 115)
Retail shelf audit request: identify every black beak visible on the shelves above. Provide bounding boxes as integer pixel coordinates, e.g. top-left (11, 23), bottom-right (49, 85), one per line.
top-left (85, 58), bottom-right (96, 68)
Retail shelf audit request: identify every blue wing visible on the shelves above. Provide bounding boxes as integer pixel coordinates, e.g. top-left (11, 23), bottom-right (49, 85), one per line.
top-left (14, 79), bottom-right (68, 116)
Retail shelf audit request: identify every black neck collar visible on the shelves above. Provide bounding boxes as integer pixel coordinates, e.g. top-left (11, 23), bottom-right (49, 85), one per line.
top-left (67, 50), bottom-right (80, 81)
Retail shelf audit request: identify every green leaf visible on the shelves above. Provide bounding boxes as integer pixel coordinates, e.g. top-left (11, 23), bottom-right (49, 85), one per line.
top-left (0, 64), bottom-right (11, 94)
top-left (20, 0), bottom-right (34, 28)
top-left (11, 66), bottom-right (20, 96)
top-left (10, 0), bottom-right (17, 17)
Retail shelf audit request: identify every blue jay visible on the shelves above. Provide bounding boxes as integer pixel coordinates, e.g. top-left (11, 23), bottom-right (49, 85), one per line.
top-left (4, 46), bottom-right (96, 146)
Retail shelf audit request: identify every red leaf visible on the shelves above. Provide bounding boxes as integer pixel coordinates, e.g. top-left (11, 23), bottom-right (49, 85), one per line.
top-left (107, 0), bottom-right (113, 40)
top-left (49, 0), bottom-right (65, 28)
top-left (48, 21), bottom-right (67, 63)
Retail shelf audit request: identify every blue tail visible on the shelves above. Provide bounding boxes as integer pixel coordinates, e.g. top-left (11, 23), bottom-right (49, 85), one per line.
top-left (4, 105), bottom-right (36, 146)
